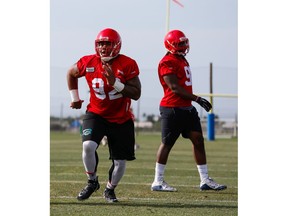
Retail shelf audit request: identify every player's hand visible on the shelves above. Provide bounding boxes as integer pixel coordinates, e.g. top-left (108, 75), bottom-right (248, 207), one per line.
top-left (196, 97), bottom-right (212, 112)
top-left (102, 62), bottom-right (116, 86)
top-left (70, 100), bottom-right (84, 109)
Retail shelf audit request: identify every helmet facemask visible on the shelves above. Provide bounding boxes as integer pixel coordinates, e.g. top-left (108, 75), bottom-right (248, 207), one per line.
top-left (95, 28), bottom-right (122, 62)
top-left (166, 38), bottom-right (189, 56)
top-left (164, 30), bottom-right (190, 56)
top-left (95, 40), bottom-right (121, 62)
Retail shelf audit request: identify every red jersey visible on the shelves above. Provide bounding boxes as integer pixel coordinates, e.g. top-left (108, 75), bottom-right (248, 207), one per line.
top-left (158, 53), bottom-right (193, 107)
top-left (77, 54), bottom-right (139, 124)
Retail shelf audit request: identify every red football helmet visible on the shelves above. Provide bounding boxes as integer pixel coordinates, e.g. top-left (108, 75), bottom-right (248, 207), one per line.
top-left (95, 28), bottom-right (122, 62)
top-left (164, 30), bottom-right (189, 55)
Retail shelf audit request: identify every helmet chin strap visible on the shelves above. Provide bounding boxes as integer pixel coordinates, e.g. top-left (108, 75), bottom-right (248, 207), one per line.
top-left (100, 44), bottom-right (120, 62)
top-left (168, 50), bottom-right (187, 56)
top-left (101, 54), bottom-right (119, 62)
top-left (101, 56), bottom-right (114, 62)
top-left (176, 51), bottom-right (187, 56)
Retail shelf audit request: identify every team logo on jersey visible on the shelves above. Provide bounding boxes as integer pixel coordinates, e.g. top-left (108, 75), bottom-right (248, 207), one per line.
top-left (82, 128), bottom-right (92, 136)
top-left (86, 67), bottom-right (94, 72)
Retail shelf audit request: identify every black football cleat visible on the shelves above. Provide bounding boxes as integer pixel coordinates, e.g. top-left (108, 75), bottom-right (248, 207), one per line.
top-left (77, 178), bottom-right (100, 201)
top-left (103, 188), bottom-right (118, 203)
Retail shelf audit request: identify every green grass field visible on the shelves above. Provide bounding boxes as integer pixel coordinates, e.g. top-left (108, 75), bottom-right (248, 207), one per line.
top-left (50, 131), bottom-right (238, 216)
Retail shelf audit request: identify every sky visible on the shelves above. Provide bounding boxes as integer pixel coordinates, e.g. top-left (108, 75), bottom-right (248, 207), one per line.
top-left (50, 0), bottom-right (238, 120)
top-left (2, 1), bottom-right (288, 215)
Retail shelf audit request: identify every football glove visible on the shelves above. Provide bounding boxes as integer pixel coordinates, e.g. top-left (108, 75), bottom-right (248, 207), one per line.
top-left (196, 97), bottom-right (212, 112)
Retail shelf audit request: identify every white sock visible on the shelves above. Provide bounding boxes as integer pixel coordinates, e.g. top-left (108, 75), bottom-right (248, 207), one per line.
top-left (197, 164), bottom-right (209, 182)
top-left (154, 163), bottom-right (166, 182)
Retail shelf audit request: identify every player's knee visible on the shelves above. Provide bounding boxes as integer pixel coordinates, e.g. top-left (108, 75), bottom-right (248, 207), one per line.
top-left (114, 160), bottom-right (126, 172)
top-left (197, 135), bottom-right (204, 144)
top-left (83, 140), bottom-right (98, 153)
top-left (192, 135), bottom-right (204, 146)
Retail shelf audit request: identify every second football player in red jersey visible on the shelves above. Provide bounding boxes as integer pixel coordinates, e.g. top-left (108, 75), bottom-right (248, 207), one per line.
top-left (67, 28), bottom-right (141, 202)
top-left (151, 30), bottom-right (227, 192)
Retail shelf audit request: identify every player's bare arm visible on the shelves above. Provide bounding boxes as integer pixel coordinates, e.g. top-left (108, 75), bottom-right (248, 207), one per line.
top-left (67, 64), bottom-right (81, 89)
top-left (163, 74), bottom-right (211, 111)
top-left (163, 74), bottom-right (197, 101)
top-left (67, 64), bottom-right (84, 109)
top-left (121, 76), bottom-right (141, 100)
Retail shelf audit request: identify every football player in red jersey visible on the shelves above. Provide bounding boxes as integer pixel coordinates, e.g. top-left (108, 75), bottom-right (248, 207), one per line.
top-left (67, 28), bottom-right (141, 202)
top-left (151, 30), bottom-right (227, 192)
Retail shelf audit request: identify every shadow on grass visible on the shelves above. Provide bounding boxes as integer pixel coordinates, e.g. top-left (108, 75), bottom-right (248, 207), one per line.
top-left (50, 201), bottom-right (237, 209)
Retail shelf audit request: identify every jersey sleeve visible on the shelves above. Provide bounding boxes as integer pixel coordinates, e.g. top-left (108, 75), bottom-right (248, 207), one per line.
top-left (158, 58), bottom-right (177, 77)
top-left (76, 55), bottom-right (95, 76)
top-left (124, 59), bottom-right (140, 81)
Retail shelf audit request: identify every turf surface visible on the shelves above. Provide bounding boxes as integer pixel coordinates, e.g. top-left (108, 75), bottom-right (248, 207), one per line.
top-left (50, 131), bottom-right (238, 216)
